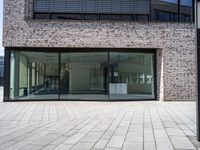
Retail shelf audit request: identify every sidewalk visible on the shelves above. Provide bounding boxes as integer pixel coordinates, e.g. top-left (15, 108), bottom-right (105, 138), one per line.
top-left (0, 98), bottom-right (197, 150)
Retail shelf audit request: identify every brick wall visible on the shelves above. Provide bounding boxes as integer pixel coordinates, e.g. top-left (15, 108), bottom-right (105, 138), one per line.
top-left (3, 0), bottom-right (197, 101)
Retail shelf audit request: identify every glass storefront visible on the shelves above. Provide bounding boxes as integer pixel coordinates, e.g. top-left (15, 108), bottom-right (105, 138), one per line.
top-left (10, 52), bottom-right (59, 100)
top-left (109, 52), bottom-right (155, 100)
top-left (60, 52), bottom-right (109, 100)
top-left (9, 50), bottom-right (156, 100)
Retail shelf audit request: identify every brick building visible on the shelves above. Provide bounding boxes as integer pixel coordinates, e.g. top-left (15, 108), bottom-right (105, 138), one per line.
top-left (3, 0), bottom-right (195, 101)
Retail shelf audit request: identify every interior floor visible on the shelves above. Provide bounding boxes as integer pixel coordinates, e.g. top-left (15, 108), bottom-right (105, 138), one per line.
top-left (19, 94), bottom-right (154, 100)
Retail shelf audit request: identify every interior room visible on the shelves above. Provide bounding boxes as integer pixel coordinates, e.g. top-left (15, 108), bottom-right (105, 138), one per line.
top-left (9, 50), bottom-right (155, 100)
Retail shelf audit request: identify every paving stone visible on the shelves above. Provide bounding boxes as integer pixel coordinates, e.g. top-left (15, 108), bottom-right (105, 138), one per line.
top-left (154, 129), bottom-right (168, 138)
top-left (54, 144), bottom-right (72, 150)
top-left (107, 135), bottom-right (125, 148)
top-left (0, 97), bottom-right (197, 150)
top-left (144, 142), bottom-right (156, 150)
top-left (105, 148), bottom-right (121, 150)
top-left (49, 135), bottom-right (68, 146)
top-left (63, 129), bottom-right (78, 137)
top-left (0, 141), bottom-right (16, 150)
top-left (170, 136), bottom-right (196, 149)
top-left (81, 132), bottom-right (103, 142)
top-left (166, 128), bottom-right (185, 136)
top-left (122, 142), bottom-right (143, 150)
top-left (31, 133), bottom-right (60, 146)
top-left (20, 144), bottom-right (44, 150)
top-left (41, 145), bottom-right (56, 150)
top-left (92, 124), bottom-right (110, 132)
top-left (155, 137), bottom-right (174, 150)
top-left (101, 131), bottom-right (114, 140)
top-left (64, 133), bottom-right (86, 144)
top-left (114, 127), bottom-right (128, 136)
top-left (71, 141), bottom-right (95, 150)
top-left (125, 132), bottom-right (143, 142)
top-left (4, 140), bottom-right (32, 150)
top-left (94, 139), bottom-right (108, 149)
top-left (144, 133), bottom-right (155, 142)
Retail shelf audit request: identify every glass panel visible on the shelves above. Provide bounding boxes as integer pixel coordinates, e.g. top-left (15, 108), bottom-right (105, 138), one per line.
top-left (33, 0), bottom-right (151, 21)
top-left (34, 0), bottom-right (150, 15)
top-left (154, 10), bottom-right (178, 21)
top-left (135, 14), bottom-right (149, 21)
top-left (10, 51), bottom-right (59, 100)
top-left (160, 0), bottom-right (177, 4)
top-left (99, 14), bottom-right (133, 21)
top-left (109, 52), bottom-right (155, 100)
top-left (180, 0), bottom-right (192, 6)
top-left (60, 52), bottom-right (108, 100)
top-left (180, 0), bottom-right (193, 22)
top-left (9, 51), bottom-right (156, 101)
top-left (152, 0), bottom-right (178, 21)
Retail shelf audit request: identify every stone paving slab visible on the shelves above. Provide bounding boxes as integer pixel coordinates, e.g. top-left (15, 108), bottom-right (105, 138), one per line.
top-left (0, 96), bottom-right (198, 149)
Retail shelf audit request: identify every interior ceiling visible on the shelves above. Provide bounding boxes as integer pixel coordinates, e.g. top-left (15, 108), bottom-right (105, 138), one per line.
top-left (20, 52), bottom-right (151, 64)
top-left (21, 52), bottom-right (58, 64)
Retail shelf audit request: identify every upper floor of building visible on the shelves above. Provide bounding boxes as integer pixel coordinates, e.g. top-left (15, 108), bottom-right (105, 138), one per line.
top-left (33, 0), bottom-right (194, 22)
top-left (3, 0), bottom-right (195, 49)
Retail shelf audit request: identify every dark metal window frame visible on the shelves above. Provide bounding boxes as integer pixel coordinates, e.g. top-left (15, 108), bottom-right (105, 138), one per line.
top-left (196, 0), bottom-right (200, 141)
top-left (4, 47), bottom-right (157, 102)
top-left (33, 12), bottom-right (150, 21)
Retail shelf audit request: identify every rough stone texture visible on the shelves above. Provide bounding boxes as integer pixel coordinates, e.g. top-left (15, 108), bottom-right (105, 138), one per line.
top-left (3, 0), bottom-right (197, 101)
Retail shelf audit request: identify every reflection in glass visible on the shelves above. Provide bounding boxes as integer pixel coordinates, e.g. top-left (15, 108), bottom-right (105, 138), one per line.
top-left (160, 0), bottom-right (177, 4)
top-left (9, 51), bottom-right (156, 100)
top-left (152, 0), bottom-right (193, 22)
top-left (154, 10), bottom-right (178, 21)
top-left (180, 0), bottom-right (193, 22)
top-left (10, 51), bottom-right (59, 100)
top-left (60, 53), bottom-right (109, 100)
top-left (109, 53), bottom-right (155, 100)
top-left (180, 0), bottom-right (192, 6)
top-left (152, 0), bottom-right (178, 21)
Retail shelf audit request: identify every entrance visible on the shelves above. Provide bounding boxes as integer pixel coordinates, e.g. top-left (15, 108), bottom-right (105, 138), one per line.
top-left (9, 50), bottom-right (156, 100)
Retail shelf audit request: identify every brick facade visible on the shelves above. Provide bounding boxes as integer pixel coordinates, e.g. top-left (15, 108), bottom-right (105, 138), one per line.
top-left (3, 0), bottom-right (197, 101)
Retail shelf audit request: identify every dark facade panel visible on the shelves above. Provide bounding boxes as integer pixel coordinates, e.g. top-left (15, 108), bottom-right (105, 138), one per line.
top-left (198, 29), bottom-right (200, 47)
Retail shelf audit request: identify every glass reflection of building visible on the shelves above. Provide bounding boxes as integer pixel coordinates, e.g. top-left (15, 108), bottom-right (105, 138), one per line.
top-left (152, 0), bottom-right (193, 22)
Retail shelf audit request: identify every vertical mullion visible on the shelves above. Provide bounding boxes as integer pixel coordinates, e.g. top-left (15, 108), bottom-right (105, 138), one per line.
top-left (108, 51), bottom-right (110, 101)
top-left (33, 0), bottom-right (35, 19)
top-left (153, 51), bottom-right (157, 100)
top-left (192, 0), bottom-right (195, 22)
top-left (58, 53), bottom-right (61, 100)
top-left (196, 1), bottom-right (200, 142)
top-left (3, 49), bottom-right (11, 101)
top-left (178, 0), bottom-right (181, 22)
top-left (149, 0), bottom-right (152, 21)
